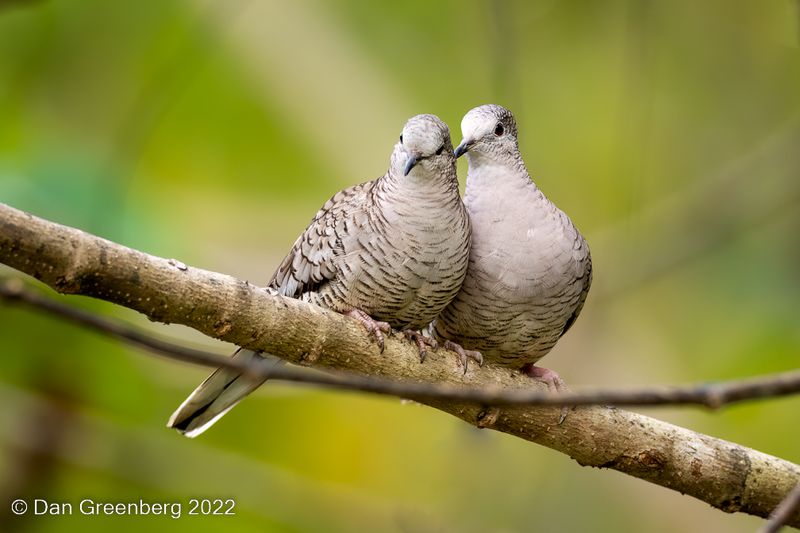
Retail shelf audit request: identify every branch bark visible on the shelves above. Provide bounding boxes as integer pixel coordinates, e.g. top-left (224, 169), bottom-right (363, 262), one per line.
top-left (761, 483), bottom-right (800, 533)
top-left (1, 202), bottom-right (799, 527)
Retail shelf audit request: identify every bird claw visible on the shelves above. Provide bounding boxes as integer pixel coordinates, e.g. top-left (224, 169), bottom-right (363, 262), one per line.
top-left (522, 364), bottom-right (569, 423)
top-left (522, 364), bottom-right (565, 392)
top-left (403, 329), bottom-right (438, 362)
top-left (345, 309), bottom-right (392, 353)
top-left (442, 340), bottom-right (483, 375)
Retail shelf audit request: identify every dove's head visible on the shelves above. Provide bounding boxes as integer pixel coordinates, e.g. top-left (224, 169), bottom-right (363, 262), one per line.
top-left (455, 104), bottom-right (519, 160)
top-left (394, 114), bottom-right (455, 178)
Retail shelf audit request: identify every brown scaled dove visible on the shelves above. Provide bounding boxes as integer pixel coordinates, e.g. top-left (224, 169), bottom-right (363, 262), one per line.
top-left (169, 114), bottom-right (471, 437)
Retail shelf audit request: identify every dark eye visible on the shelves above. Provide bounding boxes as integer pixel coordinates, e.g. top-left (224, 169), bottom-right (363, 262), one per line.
top-left (494, 123), bottom-right (504, 136)
top-left (399, 134), bottom-right (404, 143)
top-left (435, 144), bottom-right (444, 155)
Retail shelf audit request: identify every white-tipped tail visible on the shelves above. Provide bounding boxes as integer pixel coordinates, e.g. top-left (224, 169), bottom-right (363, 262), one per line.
top-left (167, 350), bottom-right (280, 438)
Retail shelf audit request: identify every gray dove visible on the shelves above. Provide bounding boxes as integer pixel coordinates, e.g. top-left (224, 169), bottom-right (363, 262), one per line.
top-left (169, 114), bottom-right (471, 436)
top-left (434, 104), bottom-right (591, 388)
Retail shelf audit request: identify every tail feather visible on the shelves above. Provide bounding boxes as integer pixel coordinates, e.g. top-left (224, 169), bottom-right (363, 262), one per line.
top-left (167, 350), bottom-right (280, 438)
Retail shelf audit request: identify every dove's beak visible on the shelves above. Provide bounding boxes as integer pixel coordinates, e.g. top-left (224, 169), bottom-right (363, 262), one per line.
top-left (403, 154), bottom-right (419, 176)
top-left (454, 139), bottom-right (472, 158)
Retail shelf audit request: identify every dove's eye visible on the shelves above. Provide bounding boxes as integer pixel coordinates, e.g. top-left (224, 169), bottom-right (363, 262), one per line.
top-left (435, 144), bottom-right (444, 155)
top-left (399, 134), bottom-right (404, 143)
top-left (494, 123), bottom-right (504, 137)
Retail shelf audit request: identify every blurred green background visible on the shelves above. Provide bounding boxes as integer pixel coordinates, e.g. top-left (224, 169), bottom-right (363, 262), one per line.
top-left (0, 0), bottom-right (798, 531)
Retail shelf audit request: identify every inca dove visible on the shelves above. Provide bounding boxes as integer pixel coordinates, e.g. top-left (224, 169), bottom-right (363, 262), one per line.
top-left (169, 114), bottom-right (471, 436)
top-left (433, 104), bottom-right (591, 387)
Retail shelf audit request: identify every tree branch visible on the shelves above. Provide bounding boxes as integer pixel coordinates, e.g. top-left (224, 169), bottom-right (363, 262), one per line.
top-left (762, 483), bottom-right (800, 533)
top-left (2, 277), bottom-right (800, 410)
top-left (1, 202), bottom-right (799, 527)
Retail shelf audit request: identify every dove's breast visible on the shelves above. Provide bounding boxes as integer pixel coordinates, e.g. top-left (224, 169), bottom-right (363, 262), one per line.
top-left (359, 180), bottom-right (469, 330)
top-left (307, 174), bottom-right (471, 331)
top-left (434, 165), bottom-right (591, 367)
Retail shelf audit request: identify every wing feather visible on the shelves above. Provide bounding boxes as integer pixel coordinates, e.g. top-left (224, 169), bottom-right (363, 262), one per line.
top-left (268, 180), bottom-right (375, 298)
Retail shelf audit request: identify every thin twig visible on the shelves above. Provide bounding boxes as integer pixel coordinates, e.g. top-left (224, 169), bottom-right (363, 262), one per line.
top-left (2, 278), bottom-right (799, 409)
top-left (760, 483), bottom-right (800, 533)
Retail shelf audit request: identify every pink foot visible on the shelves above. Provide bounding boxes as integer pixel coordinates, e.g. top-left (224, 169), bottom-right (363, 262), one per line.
top-left (443, 340), bottom-right (483, 374)
top-left (403, 329), bottom-right (438, 362)
top-left (522, 363), bottom-right (569, 423)
top-left (521, 364), bottom-right (565, 393)
top-left (345, 309), bottom-right (392, 353)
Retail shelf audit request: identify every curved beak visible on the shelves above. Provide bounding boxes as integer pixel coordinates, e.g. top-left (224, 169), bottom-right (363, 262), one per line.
top-left (454, 139), bottom-right (473, 158)
top-left (403, 154), bottom-right (419, 176)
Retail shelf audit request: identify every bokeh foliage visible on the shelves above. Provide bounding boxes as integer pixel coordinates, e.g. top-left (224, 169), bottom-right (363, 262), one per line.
top-left (0, 1), bottom-right (798, 531)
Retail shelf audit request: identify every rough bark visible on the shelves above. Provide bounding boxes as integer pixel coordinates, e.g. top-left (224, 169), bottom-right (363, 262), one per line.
top-left (1, 202), bottom-right (798, 527)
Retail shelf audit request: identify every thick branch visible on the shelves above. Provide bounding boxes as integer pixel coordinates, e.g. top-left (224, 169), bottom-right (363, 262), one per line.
top-left (1, 202), bottom-right (799, 527)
